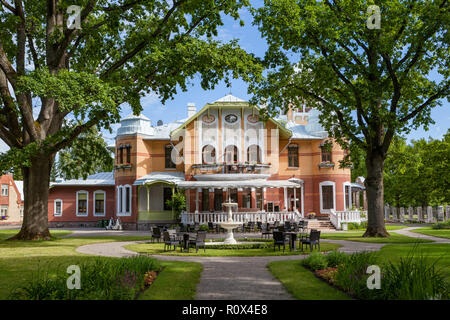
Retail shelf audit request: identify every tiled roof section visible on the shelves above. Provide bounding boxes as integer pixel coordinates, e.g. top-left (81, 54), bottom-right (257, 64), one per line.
top-left (134, 171), bottom-right (185, 185)
top-left (214, 94), bottom-right (246, 103)
top-left (146, 119), bottom-right (187, 140)
top-left (50, 172), bottom-right (115, 186)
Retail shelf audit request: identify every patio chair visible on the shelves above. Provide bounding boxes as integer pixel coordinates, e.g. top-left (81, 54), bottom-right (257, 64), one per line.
top-left (208, 222), bottom-right (215, 233)
top-left (291, 222), bottom-right (299, 232)
top-left (256, 221), bottom-right (262, 232)
top-left (151, 227), bottom-right (161, 242)
top-left (284, 221), bottom-right (291, 231)
top-left (189, 231), bottom-right (207, 253)
top-left (194, 222), bottom-right (200, 232)
top-left (273, 221), bottom-right (280, 229)
top-left (261, 223), bottom-right (272, 239)
top-left (300, 230), bottom-right (321, 252)
top-left (273, 231), bottom-right (289, 252)
top-left (163, 231), bottom-right (180, 252)
top-left (245, 221), bottom-right (255, 232)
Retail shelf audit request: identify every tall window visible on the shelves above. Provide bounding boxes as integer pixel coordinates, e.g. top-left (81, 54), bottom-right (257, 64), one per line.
top-left (94, 191), bottom-right (106, 216)
top-left (54, 199), bottom-right (63, 217)
top-left (288, 144), bottom-right (299, 168)
top-left (165, 145), bottom-right (176, 168)
top-left (242, 188), bottom-right (252, 208)
top-left (1, 184), bottom-right (8, 196)
top-left (345, 185), bottom-right (351, 210)
top-left (224, 145), bottom-right (238, 163)
top-left (0, 205), bottom-right (7, 217)
top-left (214, 189), bottom-right (223, 211)
top-left (256, 189), bottom-right (263, 209)
top-left (76, 191), bottom-right (88, 216)
top-left (117, 185), bottom-right (131, 216)
top-left (320, 182), bottom-right (335, 212)
top-left (202, 189), bottom-right (209, 211)
top-left (247, 145), bottom-right (261, 164)
top-left (321, 146), bottom-right (332, 162)
top-left (126, 145), bottom-right (131, 163)
top-left (202, 145), bottom-right (216, 164)
top-left (163, 187), bottom-right (173, 211)
top-left (119, 145), bottom-right (124, 164)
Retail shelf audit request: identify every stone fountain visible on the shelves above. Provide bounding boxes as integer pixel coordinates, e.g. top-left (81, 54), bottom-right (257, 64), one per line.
top-left (218, 198), bottom-right (242, 244)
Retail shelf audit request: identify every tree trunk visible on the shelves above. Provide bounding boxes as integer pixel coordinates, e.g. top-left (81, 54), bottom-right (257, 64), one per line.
top-left (8, 155), bottom-right (53, 240)
top-left (363, 150), bottom-right (389, 237)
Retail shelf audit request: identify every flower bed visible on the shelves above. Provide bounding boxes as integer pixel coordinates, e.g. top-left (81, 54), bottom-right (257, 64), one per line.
top-left (10, 256), bottom-right (161, 300)
top-left (302, 250), bottom-right (448, 300)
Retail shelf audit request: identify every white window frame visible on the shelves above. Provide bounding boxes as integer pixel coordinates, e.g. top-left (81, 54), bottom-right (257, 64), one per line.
top-left (117, 185), bottom-right (131, 216)
top-left (319, 181), bottom-right (336, 214)
top-left (1, 184), bottom-right (8, 196)
top-left (20, 205), bottom-right (24, 217)
top-left (0, 205), bottom-right (8, 217)
top-left (76, 190), bottom-right (89, 216)
top-left (343, 182), bottom-right (352, 211)
top-left (54, 199), bottom-right (63, 217)
top-left (93, 190), bottom-right (106, 217)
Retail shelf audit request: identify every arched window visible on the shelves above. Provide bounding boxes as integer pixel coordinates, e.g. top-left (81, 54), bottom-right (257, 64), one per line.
top-left (288, 144), bottom-right (299, 168)
top-left (224, 145), bottom-right (238, 163)
top-left (202, 145), bottom-right (216, 164)
top-left (247, 145), bottom-right (261, 164)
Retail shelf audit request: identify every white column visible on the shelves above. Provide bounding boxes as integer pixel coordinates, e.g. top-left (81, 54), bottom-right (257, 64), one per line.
top-left (283, 187), bottom-right (288, 211)
top-left (146, 186), bottom-right (150, 212)
top-left (293, 188), bottom-right (297, 211)
top-left (195, 188), bottom-right (199, 213)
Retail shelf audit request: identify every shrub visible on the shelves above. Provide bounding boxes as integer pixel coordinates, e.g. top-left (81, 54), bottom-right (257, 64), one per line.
top-left (347, 221), bottom-right (368, 230)
top-left (432, 220), bottom-right (450, 229)
top-left (325, 250), bottom-right (349, 268)
top-left (379, 250), bottom-right (448, 300)
top-left (302, 252), bottom-right (328, 270)
top-left (10, 256), bottom-right (161, 300)
top-left (198, 225), bottom-right (209, 231)
top-left (334, 251), bottom-right (378, 299)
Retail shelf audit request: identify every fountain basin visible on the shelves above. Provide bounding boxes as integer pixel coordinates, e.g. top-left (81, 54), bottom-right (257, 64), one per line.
top-left (218, 221), bottom-right (242, 244)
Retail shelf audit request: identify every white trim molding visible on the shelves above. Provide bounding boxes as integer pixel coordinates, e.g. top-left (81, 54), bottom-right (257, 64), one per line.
top-left (76, 190), bottom-right (89, 216)
top-left (93, 190), bottom-right (106, 217)
top-left (54, 199), bottom-right (63, 217)
top-left (343, 182), bottom-right (352, 210)
top-left (319, 181), bottom-right (336, 214)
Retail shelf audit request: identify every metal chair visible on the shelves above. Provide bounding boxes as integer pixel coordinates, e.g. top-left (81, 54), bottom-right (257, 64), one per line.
top-left (163, 231), bottom-right (179, 252)
top-left (151, 227), bottom-right (161, 242)
top-left (273, 231), bottom-right (289, 252)
top-left (261, 222), bottom-right (272, 239)
top-left (189, 231), bottom-right (207, 253)
top-left (300, 230), bottom-right (321, 252)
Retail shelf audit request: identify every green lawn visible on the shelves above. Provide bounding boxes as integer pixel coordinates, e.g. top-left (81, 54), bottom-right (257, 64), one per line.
top-left (409, 227), bottom-right (450, 239)
top-left (321, 231), bottom-right (433, 243)
top-left (347, 225), bottom-right (408, 232)
top-left (377, 243), bottom-right (450, 279)
top-left (0, 228), bottom-right (73, 240)
top-left (0, 230), bottom-right (201, 300)
top-left (269, 243), bottom-right (450, 300)
top-left (268, 260), bottom-right (351, 300)
top-left (125, 241), bottom-right (341, 257)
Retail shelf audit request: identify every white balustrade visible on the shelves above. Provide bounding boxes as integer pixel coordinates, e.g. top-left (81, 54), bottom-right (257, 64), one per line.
top-left (180, 210), bottom-right (303, 225)
top-left (329, 209), bottom-right (367, 230)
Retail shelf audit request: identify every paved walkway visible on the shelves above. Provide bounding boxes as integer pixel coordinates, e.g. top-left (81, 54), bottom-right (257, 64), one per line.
top-left (74, 226), bottom-right (448, 300)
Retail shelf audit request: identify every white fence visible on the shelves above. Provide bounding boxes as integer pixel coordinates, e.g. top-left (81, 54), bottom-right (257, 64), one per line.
top-left (329, 209), bottom-right (367, 230)
top-left (180, 211), bottom-right (303, 225)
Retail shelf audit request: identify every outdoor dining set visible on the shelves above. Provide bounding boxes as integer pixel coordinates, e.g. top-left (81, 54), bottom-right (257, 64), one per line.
top-left (149, 219), bottom-right (321, 253)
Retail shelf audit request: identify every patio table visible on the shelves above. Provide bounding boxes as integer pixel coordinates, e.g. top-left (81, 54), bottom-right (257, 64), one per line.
top-left (284, 231), bottom-right (298, 251)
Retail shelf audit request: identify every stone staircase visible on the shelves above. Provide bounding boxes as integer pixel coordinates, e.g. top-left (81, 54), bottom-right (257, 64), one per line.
top-left (305, 219), bottom-right (336, 232)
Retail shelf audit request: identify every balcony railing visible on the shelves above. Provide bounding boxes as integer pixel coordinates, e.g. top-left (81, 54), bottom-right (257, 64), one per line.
top-left (192, 162), bottom-right (271, 174)
top-left (180, 210), bottom-right (302, 225)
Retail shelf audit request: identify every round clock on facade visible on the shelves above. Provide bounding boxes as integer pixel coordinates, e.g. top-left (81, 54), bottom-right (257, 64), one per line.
top-left (225, 114), bottom-right (238, 123)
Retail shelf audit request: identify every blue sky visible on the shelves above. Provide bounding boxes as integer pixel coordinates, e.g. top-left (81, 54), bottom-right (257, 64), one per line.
top-left (103, 6), bottom-right (449, 145)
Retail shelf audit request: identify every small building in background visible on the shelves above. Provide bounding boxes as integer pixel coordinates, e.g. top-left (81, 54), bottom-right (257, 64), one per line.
top-left (0, 174), bottom-right (24, 223)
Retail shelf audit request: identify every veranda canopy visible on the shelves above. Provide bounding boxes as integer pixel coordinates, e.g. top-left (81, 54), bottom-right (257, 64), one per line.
top-left (176, 179), bottom-right (302, 189)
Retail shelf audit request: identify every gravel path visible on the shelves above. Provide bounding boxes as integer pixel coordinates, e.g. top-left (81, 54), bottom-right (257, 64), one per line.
top-left (74, 226), bottom-right (448, 300)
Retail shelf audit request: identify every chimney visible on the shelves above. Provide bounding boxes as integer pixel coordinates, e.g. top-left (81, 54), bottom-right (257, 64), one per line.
top-left (286, 104), bottom-right (294, 122)
top-left (187, 102), bottom-right (196, 118)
